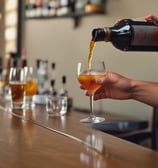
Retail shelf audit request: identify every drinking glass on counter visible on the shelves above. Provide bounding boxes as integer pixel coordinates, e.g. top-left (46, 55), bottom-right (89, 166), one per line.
top-left (24, 66), bottom-right (38, 110)
top-left (46, 95), bottom-right (68, 117)
top-left (9, 67), bottom-right (26, 109)
top-left (77, 61), bottom-right (106, 123)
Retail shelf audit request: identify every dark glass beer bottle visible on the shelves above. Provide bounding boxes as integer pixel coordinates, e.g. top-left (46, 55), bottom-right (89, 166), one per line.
top-left (59, 75), bottom-right (68, 97)
top-left (92, 19), bottom-right (158, 51)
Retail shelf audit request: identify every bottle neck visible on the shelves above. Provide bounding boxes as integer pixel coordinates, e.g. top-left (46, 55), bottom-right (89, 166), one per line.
top-left (104, 27), bottom-right (111, 42)
top-left (92, 27), bottom-right (111, 42)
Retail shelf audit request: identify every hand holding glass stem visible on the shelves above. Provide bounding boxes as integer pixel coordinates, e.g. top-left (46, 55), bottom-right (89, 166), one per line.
top-left (77, 61), bottom-right (106, 123)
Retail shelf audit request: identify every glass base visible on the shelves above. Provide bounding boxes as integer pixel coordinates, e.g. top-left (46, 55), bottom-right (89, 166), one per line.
top-left (80, 116), bottom-right (105, 123)
top-left (24, 96), bottom-right (35, 110)
top-left (11, 102), bottom-right (24, 109)
top-left (24, 103), bottom-right (35, 110)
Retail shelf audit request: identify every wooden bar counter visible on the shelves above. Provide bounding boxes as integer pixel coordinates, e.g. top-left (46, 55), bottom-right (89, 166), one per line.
top-left (0, 102), bottom-right (158, 168)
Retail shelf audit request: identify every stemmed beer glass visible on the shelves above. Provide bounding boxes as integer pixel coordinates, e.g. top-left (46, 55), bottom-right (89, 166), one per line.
top-left (77, 61), bottom-right (106, 123)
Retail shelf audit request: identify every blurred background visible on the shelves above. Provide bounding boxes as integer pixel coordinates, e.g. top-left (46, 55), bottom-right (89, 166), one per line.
top-left (0, 0), bottom-right (158, 121)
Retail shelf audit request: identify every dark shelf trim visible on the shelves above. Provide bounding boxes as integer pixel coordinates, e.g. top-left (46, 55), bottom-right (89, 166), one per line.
top-left (25, 11), bottom-right (106, 19)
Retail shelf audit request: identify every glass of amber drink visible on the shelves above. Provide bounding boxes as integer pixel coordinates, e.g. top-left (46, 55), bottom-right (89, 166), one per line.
top-left (9, 67), bottom-right (26, 109)
top-left (24, 66), bottom-right (38, 110)
top-left (77, 61), bottom-right (106, 123)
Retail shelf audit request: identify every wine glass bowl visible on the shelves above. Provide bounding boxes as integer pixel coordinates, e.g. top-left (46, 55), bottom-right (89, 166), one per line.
top-left (77, 61), bottom-right (106, 123)
top-left (78, 70), bottom-right (105, 95)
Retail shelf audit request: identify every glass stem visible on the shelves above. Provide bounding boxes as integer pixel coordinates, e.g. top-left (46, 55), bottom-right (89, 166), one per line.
top-left (90, 94), bottom-right (95, 119)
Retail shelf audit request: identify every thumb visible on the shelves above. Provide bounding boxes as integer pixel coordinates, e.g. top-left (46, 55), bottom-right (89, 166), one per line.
top-left (96, 76), bottom-right (107, 84)
top-left (96, 71), bottom-right (116, 84)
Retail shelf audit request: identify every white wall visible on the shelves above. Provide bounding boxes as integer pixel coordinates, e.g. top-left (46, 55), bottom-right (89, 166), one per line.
top-left (23, 0), bottom-right (158, 120)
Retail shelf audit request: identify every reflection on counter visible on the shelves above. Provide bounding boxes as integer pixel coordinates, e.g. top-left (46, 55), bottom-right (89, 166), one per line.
top-left (80, 134), bottom-right (107, 168)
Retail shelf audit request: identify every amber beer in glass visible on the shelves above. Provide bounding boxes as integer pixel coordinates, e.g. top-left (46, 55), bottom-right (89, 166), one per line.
top-left (24, 66), bottom-right (38, 110)
top-left (78, 73), bottom-right (105, 94)
top-left (9, 68), bottom-right (26, 109)
top-left (77, 61), bottom-right (106, 123)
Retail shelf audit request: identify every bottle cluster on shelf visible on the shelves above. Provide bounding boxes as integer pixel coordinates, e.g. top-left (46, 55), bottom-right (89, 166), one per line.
top-left (25, 0), bottom-right (106, 18)
top-left (36, 59), bottom-right (72, 109)
top-left (35, 60), bottom-right (67, 96)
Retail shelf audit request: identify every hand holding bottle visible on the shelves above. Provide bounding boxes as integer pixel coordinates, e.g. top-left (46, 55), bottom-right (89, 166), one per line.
top-left (144, 14), bottom-right (158, 23)
top-left (92, 14), bottom-right (158, 51)
top-left (79, 15), bottom-right (158, 108)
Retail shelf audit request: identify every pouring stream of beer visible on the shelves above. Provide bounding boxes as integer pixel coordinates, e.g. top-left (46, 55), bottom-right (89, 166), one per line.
top-left (88, 40), bottom-right (96, 70)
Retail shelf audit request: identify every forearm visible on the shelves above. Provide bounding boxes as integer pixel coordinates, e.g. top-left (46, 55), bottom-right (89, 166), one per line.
top-left (131, 80), bottom-right (158, 107)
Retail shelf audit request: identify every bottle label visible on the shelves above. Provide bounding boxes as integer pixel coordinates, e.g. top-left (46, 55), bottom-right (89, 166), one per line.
top-left (132, 25), bottom-right (158, 46)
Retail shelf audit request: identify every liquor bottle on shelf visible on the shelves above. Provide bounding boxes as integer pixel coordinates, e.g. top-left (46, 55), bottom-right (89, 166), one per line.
top-left (33, 59), bottom-right (47, 105)
top-left (12, 59), bottom-right (19, 68)
top-left (51, 62), bottom-right (56, 80)
top-left (37, 59), bottom-right (49, 94)
top-left (35, 0), bottom-right (43, 17)
top-left (70, 0), bottom-right (75, 13)
top-left (26, 0), bottom-right (36, 18)
top-left (10, 52), bottom-right (20, 68)
top-left (59, 75), bottom-right (68, 97)
top-left (49, 62), bottom-right (57, 96)
top-left (25, 0), bottom-right (30, 17)
top-left (21, 48), bottom-right (28, 68)
top-left (48, 0), bottom-right (57, 16)
top-left (42, 0), bottom-right (49, 16)
top-left (91, 18), bottom-right (158, 51)
top-left (85, 0), bottom-right (104, 13)
top-left (75, 0), bottom-right (87, 12)
top-left (36, 59), bottom-right (40, 70)
top-left (56, 0), bottom-right (72, 16)
top-left (50, 79), bottom-right (57, 96)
